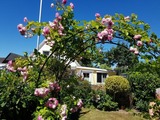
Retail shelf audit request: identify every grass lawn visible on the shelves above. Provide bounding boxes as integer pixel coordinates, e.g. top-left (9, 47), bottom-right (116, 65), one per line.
top-left (79, 108), bottom-right (145, 120)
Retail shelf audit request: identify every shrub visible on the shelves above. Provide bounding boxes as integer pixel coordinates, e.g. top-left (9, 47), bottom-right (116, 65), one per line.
top-left (0, 71), bottom-right (38, 120)
top-left (92, 90), bottom-right (118, 111)
top-left (128, 72), bottom-right (160, 112)
top-left (105, 75), bottom-right (131, 108)
top-left (105, 75), bottom-right (130, 95)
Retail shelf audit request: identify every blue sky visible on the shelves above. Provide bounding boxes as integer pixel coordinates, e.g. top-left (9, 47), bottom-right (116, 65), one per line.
top-left (0, 0), bottom-right (160, 57)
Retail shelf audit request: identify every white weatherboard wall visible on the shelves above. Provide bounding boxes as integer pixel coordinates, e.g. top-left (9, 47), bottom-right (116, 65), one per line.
top-left (38, 41), bottom-right (51, 54)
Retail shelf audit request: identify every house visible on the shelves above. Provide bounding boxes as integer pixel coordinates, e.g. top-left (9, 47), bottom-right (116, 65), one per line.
top-left (37, 40), bottom-right (109, 85)
top-left (0, 57), bottom-right (5, 70)
top-left (0, 53), bottom-right (23, 70)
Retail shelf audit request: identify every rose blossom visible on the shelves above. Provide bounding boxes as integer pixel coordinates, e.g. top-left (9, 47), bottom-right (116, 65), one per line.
top-left (37, 115), bottom-right (44, 120)
top-left (17, 24), bottom-right (23, 30)
top-left (95, 13), bottom-right (100, 18)
top-left (134, 50), bottom-right (139, 55)
top-left (62, 0), bottom-right (67, 5)
top-left (17, 24), bottom-right (26, 35)
top-left (70, 3), bottom-right (74, 9)
top-left (45, 98), bottom-right (59, 109)
top-left (24, 17), bottom-right (28, 22)
top-left (34, 88), bottom-right (50, 97)
top-left (49, 81), bottom-right (60, 92)
top-left (129, 46), bottom-right (135, 52)
top-left (77, 99), bottom-right (83, 109)
top-left (133, 34), bottom-right (142, 40)
top-left (137, 41), bottom-right (143, 46)
top-left (42, 26), bottom-right (50, 36)
top-left (6, 60), bottom-right (16, 72)
top-left (61, 104), bottom-right (67, 120)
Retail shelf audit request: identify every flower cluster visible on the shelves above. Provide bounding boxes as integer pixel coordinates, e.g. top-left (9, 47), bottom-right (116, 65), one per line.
top-left (42, 12), bottom-right (65, 46)
top-left (70, 99), bottom-right (83, 113)
top-left (6, 60), bottom-right (16, 72)
top-left (134, 34), bottom-right (142, 40)
top-left (34, 88), bottom-right (50, 97)
top-left (129, 34), bottom-right (143, 55)
top-left (6, 60), bottom-right (29, 81)
top-left (34, 81), bottom-right (60, 98)
top-left (37, 115), bottom-right (44, 120)
top-left (129, 47), bottom-right (139, 55)
top-left (17, 17), bottom-right (33, 38)
top-left (17, 24), bottom-right (26, 36)
top-left (45, 98), bottom-right (59, 109)
top-left (60, 104), bottom-right (67, 120)
top-left (96, 15), bottom-right (114, 42)
top-left (77, 99), bottom-right (83, 109)
top-left (17, 66), bottom-right (28, 81)
top-left (49, 81), bottom-right (61, 92)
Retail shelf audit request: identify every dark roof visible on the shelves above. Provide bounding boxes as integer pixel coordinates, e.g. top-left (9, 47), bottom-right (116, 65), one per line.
top-left (2, 53), bottom-right (23, 63)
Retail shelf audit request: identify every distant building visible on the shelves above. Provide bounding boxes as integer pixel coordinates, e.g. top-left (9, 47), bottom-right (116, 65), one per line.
top-left (37, 40), bottom-right (109, 85)
top-left (0, 53), bottom-right (23, 70)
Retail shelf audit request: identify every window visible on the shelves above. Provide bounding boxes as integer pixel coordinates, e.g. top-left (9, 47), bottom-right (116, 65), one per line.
top-left (97, 73), bottom-right (107, 83)
top-left (43, 51), bottom-right (50, 56)
top-left (83, 73), bottom-right (89, 81)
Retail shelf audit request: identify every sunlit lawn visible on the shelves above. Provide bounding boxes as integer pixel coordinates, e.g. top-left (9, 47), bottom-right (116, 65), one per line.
top-left (79, 108), bottom-right (145, 120)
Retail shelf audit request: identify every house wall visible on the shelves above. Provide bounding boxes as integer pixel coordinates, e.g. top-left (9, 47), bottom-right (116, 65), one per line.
top-left (37, 40), bottom-right (109, 85)
top-left (38, 43), bottom-right (51, 54)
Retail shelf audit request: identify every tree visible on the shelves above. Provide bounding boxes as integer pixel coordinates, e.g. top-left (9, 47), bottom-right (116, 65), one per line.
top-left (105, 44), bottom-right (139, 68)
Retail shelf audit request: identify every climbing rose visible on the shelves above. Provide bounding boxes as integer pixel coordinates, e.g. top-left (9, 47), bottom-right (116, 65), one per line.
top-left (137, 41), bottom-right (143, 46)
top-left (24, 17), bottom-right (28, 22)
top-left (42, 26), bottom-right (50, 36)
top-left (134, 50), bottom-right (139, 55)
top-left (45, 98), bottom-right (59, 109)
top-left (95, 13), bottom-right (100, 18)
top-left (37, 115), bottom-right (44, 120)
top-left (34, 88), bottom-right (50, 97)
top-left (129, 46), bottom-right (135, 52)
top-left (134, 34), bottom-right (142, 40)
top-left (6, 60), bottom-right (16, 72)
top-left (61, 104), bottom-right (67, 120)
top-left (17, 24), bottom-right (23, 30)
top-left (17, 24), bottom-right (26, 35)
top-left (70, 3), bottom-right (74, 9)
top-left (55, 12), bottom-right (60, 18)
top-left (77, 99), bottom-right (83, 109)
top-left (101, 17), bottom-right (112, 25)
top-left (49, 81), bottom-right (60, 92)
top-left (62, 0), bottom-right (67, 5)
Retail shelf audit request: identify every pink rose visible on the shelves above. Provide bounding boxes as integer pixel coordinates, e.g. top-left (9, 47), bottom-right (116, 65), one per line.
top-left (137, 41), bottom-right (143, 46)
top-left (70, 3), bottom-right (74, 9)
top-left (34, 88), bottom-right (50, 97)
top-left (62, 0), bottom-right (67, 5)
top-left (37, 115), bottom-right (44, 120)
top-left (45, 98), bottom-right (59, 109)
top-left (42, 26), bottom-right (50, 36)
top-left (133, 34), bottom-right (142, 40)
top-left (24, 17), bottom-right (28, 22)
top-left (95, 13), bottom-right (100, 18)
top-left (17, 24), bottom-right (23, 30)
